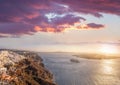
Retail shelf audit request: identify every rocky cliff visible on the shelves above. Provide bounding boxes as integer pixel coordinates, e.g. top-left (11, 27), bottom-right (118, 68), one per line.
top-left (0, 49), bottom-right (56, 85)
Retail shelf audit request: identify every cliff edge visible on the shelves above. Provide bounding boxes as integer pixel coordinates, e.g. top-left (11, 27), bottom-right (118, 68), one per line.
top-left (0, 50), bottom-right (56, 85)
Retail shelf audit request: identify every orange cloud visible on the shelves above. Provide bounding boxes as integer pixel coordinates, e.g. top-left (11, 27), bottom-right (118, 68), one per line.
top-left (34, 26), bottom-right (42, 31)
top-left (34, 25), bottom-right (68, 33)
top-left (45, 28), bottom-right (56, 32)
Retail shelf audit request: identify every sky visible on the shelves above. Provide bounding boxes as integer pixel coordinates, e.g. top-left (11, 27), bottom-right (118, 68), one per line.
top-left (0, 0), bottom-right (120, 52)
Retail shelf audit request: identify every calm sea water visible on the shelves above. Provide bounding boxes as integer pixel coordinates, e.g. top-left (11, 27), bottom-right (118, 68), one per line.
top-left (39, 52), bottom-right (120, 85)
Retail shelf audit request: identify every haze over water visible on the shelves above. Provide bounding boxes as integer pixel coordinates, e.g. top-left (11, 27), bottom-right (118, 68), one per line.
top-left (39, 52), bottom-right (120, 85)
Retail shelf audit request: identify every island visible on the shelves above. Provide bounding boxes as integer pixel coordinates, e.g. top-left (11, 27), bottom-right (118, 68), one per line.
top-left (73, 53), bottom-right (120, 60)
top-left (70, 58), bottom-right (80, 63)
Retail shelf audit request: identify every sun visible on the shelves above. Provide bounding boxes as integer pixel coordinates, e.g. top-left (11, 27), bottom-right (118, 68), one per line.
top-left (99, 45), bottom-right (118, 55)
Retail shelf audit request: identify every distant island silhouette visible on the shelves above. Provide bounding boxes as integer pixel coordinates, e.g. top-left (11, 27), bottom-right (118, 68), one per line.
top-left (73, 53), bottom-right (120, 60)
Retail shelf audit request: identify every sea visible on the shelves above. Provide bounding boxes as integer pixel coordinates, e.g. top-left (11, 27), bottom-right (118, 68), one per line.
top-left (38, 52), bottom-right (120, 85)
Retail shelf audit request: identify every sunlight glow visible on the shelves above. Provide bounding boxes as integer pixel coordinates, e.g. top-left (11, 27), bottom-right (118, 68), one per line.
top-left (102, 60), bottom-right (114, 74)
top-left (99, 45), bottom-right (118, 55)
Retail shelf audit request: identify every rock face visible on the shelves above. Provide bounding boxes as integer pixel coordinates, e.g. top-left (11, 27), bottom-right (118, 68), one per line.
top-left (0, 50), bottom-right (56, 85)
top-left (0, 51), bottom-right (25, 68)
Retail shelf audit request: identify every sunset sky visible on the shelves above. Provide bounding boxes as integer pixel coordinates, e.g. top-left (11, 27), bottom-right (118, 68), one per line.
top-left (0, 0), bottom-right (120, 52)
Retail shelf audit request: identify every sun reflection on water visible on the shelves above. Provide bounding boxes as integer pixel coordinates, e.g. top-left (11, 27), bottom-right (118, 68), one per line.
top-left (92, 59), bottom-right (119, 85)
top-left (101, 60), bottom-right (114, 74)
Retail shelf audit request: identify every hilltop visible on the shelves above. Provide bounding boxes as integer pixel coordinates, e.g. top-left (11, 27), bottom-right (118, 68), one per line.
top-left (0, 49), bottom-right (56, 85)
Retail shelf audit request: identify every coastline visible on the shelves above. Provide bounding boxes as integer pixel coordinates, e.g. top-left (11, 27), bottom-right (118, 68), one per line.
top-left (73, 53), bottom-right (120, 60)
top-left (0, 49), bottom-right (56, 85)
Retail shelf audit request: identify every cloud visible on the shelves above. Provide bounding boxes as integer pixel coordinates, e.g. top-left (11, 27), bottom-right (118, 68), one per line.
top-left (0, 23), bottom-right (34, 35)
top-left (55, 0), bottom-right (120, 17)
top-left (33, 14), bottom-right (86, 32)
top-left (0, 0), bottom-right (119, 37)
top-left (51, 14), bottom-right (86, 25)
top-left (86, 23), bottom-right (105, 29)
top-left (77, 23), bottom-right (105, 29)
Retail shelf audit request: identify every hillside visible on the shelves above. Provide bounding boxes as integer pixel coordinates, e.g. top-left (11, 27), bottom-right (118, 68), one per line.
top-left (0, 50), bottom-right (56, 85)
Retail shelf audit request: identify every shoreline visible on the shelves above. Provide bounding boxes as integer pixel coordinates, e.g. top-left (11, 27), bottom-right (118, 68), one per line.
top-left (73, 53), bottom-right (120, 60)
top-left (0, 49), bottom-right (56, 85)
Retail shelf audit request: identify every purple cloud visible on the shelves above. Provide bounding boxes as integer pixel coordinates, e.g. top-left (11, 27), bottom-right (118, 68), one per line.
top-left (34, 14), bottom-right (85, 32)
top-left (51, 14), bottom-right (86, 25)
top-left (55, 0), bottom-right (120, 17)
top-left (87, 23), bottom-right (105, 29)
top-left (0, 0), bottom-right (119, 37)
top-left (0, 23), bottom-right (34, 35)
